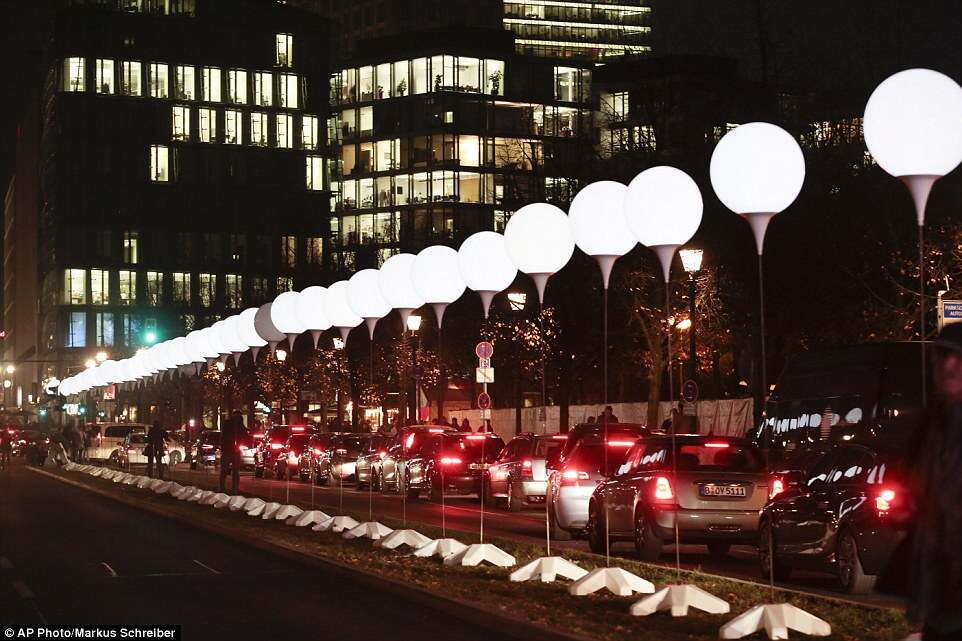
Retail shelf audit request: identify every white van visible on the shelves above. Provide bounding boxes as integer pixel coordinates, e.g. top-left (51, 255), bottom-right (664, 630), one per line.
top-left (88, 423), bottom-right (148, 464)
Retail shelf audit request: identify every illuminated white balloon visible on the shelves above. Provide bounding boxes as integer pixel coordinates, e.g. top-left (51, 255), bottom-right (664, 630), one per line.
top-left (457, 232), bottom-right (517, 318)
top-left (271, 291), bottom-right (307, 348)
top-left (238, 307), bottom-right (268, 350)
top-left (568, 180), bottom-right (636, 288)
top-left (187, 329), bottom-right (218, 362)
top-left (294, 286), bottom-right (332, 348)
top-left (412, 245), bottom-right (466, 327)
top-left (324, 280), bottom-right (362, 341)
top-left (504, 202), bottom-right (575, 302)
top-left (348, 269), bottom-right (392, 338)
top-left (378, 253), bottom-right (425, 329)
top-left (254, 303), bottom-right (286, 353)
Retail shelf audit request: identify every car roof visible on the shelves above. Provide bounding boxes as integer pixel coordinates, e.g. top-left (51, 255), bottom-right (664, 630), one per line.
top-left (639, 434), bottom-right (752, 446)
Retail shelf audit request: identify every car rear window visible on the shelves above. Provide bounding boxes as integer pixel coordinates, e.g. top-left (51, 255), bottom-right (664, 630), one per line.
top-left (566, 443), bottom-right (631, 476)
top-left (269, 428), bottom-right (291, 442)
top-left (636, 440), bottom-right (763, 473)
top-left (533, 436), bottom-right (567, 458)
top-left (337, 436), bottom-right (365, 455)
top-left (289, 435), bottom-right (310, 448)
top-left (129, 434), bottom-right (146, 444)
top-left (442, 435), bottom-right (505, 462)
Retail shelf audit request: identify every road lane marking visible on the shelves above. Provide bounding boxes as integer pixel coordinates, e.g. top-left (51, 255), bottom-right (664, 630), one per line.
top-left (12, 580), bottom-right (34, 598)
top-left (0, 556), bottom-right (13, 569)
top-left (100, 562), bottom-right (118, 577)
top-left (193, 559), bottom-right (221, 574)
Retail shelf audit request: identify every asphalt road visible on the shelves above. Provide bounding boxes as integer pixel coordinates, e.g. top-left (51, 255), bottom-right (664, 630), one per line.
top-left (0, 461), bottom-right (522, 641)
top-left (164, 462), bottom-right (904, 608)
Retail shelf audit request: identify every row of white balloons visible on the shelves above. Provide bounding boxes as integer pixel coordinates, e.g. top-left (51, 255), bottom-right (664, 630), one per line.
top-left (60, 68), bottom-right (962, 400)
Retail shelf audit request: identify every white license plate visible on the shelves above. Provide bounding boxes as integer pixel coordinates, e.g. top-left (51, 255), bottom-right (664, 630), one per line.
top-left (469, 463), bottom-right (488, 470)
top-left (700, 484), bottom-right (747, 497)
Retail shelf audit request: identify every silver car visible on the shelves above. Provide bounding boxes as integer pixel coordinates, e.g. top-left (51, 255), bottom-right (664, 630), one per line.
top-left (487, 433), bottom-right (568, 511)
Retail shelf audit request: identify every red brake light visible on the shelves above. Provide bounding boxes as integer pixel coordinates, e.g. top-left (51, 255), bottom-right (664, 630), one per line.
top-left (606, 440), bottom-right (635, 448)
top-left (291, 426), bottom-right (305, 433)
top-left (428, 428), bottom-right (444, 433)
top-left (201, 444), bottom-right (214, 450)
top-left (654, 476), bottom-right (674, 500)
top-left (522, 459), bottom-right (533, 468)
top-left (521, 459), bottom-right (533, 478)
top-left (440, 456), bottom-right (462, 466)
top-left (287, 452), bottom-right (298, 463)
top-left (769, 477), bottom-right (785, 500)
top-left (270, 442), bottom-right (283, 450)
top-left (561, 469), bottom-right (589, 484)
top-left (252, 433), bottom-right (265, 439)
top-left (313, 448), bottom-right (323, 456)
top-left (704, 441), bottom-right (730, 448)
top-left (551, 434), bottom-right (568, 440)
top-left (876, 488), bottom-right (896, 512)
top-left (465, 434), bottom-right (487, 441)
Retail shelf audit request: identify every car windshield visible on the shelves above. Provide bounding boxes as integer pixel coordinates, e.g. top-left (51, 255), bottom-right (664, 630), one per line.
top-left (443, 435), bottom-right (505, 462)
top-left (532, 436), bottom-right (567, 458)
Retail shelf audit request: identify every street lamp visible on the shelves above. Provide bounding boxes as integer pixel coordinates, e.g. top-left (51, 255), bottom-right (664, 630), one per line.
top-left (407, 313), bottom-right (422, 422)
top-left (4, 365), bottom-right (14, 375)
top-left (274, 348), bottom-right (288, 362)
top-left (507, 292), bottom-right (527, 312)
top-left (95, 351), bottom-right (108, 363)
top-left (85, 359), bottom-right (97, 369)
top-left (406, 313), bottom-right (422, 332)
top-left (680, 248), bottom-right (703, 381)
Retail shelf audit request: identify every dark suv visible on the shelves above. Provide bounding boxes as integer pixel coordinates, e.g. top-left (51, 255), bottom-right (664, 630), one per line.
top-left (274, 432), bottom-right (313, 481)
top-left (759, 443), bottom-right (910, 594)
top-left (404, 432), bottom-right (505, 501)
top-left (378, 425), bottom-right (456, 494)
top-left (297, 433), bottom-right (337, 484)
top-left (253, 425), bottom-right (296, 477)
top-left (313, 433), bottom-right (370, 486)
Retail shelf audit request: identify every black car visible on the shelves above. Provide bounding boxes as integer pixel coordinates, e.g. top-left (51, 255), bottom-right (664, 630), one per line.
top-left (405, 432), bottom-right (505, 501)
top-left (759, 443), bottom-right (910, 594)
top-left (297, 433), bottom-right (337, 484)
top-left (274, 432), bottom-right (312, 481)
top-left (190, 430), bottom-right (221, 469)
top-left (313, 433), bottom-right (370, 486)
top-left (254, 425), bottom-right (293, 477)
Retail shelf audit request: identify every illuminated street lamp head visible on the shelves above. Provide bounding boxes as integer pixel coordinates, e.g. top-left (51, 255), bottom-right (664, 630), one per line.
top-left (85, 359), bottom-right (97, 369)
top-left (215, 361), bottom-right (226, 372)
top-left (406, 313), bottom-right (422, 332)
top-left (2, 380), bottom-right (11, 389)
top-left (507, 292), bottom-right (527, 312)
top-left (275, 348), bottom-right (288, 362)
top-left (680, 248), bottom-right (704, 274)
top-left (4, 364), bottom-right (14, 375)
top-left (675, 318), bottom-right (692, 331)
top-left (332, 337), bottom-right (345, 350)
top-left (95, 351), bottom-right (108, 363)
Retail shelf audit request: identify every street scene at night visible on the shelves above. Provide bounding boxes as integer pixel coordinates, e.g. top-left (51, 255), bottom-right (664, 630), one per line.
top-left (1, 1), bottom-right (961, 640)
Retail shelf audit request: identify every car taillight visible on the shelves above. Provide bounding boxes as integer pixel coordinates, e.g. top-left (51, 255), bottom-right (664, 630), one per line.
top-left (252, 433), bottom-right (265, 439)
top-left (202, 444), bottom-right (214, 450)
top-left (552, 434), bottom-right (568, 440)
top-left (654, 476), bottom-right (674, 500)
top-left (440, 456), bottom-right (462, 466)
top-left (705, 441), bottom-right (730, 448)
top-left (288, 452), bottom-right (298, 464)
top-left (238, 445), bottom-right (248, 453)
top-left (270, 442), bottom-right (283, 450)
top-left (521, 459), bottom-right (533, 478)
top-left (561, 469), bottom-right (589, 485)
top-left (291, 426), bottom-right (305, 433)
top-left (428, 428), bottom-right (444, 433)
top-left (313, 448), bottom-right (323, 456)
top-left (465, 434), bottom-right (487, 441)
top-left (606, 440), bottom-right (635, 448)
top-left (876, 488), bottom-right (896, 513)
top-left (769, 477), bottom-right (785, 500)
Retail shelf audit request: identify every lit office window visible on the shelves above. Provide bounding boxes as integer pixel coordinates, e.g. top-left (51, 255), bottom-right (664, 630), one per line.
top-left (279, 73), bottom-right (298, 108)
top-left (118, 271), bottom-right (136, 305)
top-left (280, 236), bottom-right (296, 268)
top-left (250, 112), bottom-right (268, 146)
top-left (123, 231), bottom-right (139, 264)
top-left (149, 63), bottom-right (169, 98)
top-left (254, 71), bottom-right (272, 106)
top-left (120, 61), bottom-right (142, 96)
top-left (95, 59), bottom-right (115, 94)
top-left (302, 115), bottom-right (319, 149)
top-left (172, 272), bottom-right (191, 303)
top-left (225, 274), bottom-right (242, 308)
top-left (63, 57), bottom-right (85, 92)
top-left (276, 34), bottom-right (293, 67)
top-left (150, 145), bottom-right (170, 182)
top-left (90, 269), bottom-right (110, 305)
top-left (66, 312), bottom-right (87, 348)
top-left (276, 276), bottom-right (293, 293)
top-left (175, 65), bottom-right (195, 100)
top-left (227, 69), bottom-right (247, 104)
top-left (202, 67), bottom-right (222, 102)
top-left (306, 237), bottom-right (323, 266)
top-left (172, 105), bottom-right (190, 141)
top-left (198, 107), bottom-right (216, 143)
top-left (306, 156), bottom-right (325, 191)
top-left (146, 271), bottom-right (163, 306)
top-left (198, 273), bottom-right (216, 307)
top-left (95, 312), bottom-right (115, 347)
top-left (63, 269), bottom-right (87, 304)
top-left (225, 109), bottom-right (241, 144)
top-left (276, 113), bottom-right (292, 148)
top-left (122, 314), bottom-right (142, 347)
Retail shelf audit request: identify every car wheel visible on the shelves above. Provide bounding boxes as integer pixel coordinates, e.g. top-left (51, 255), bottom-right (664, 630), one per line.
top-left (759, 519), bottom-right (792, 582)
top-left (586, 502), bottom-right (607, 554)
top-left (108, 451), bottom-right (119, 468)
top-left (707, 542), bottom-right (732, 558)
top-left (507, 479), bottom-right (523, 513)
top-left (633, 510), bottom-right (664, 561)
top-left (428, 471), bottom-right (443, 502)
top-left (548, 502), bottom-right (572, 541)
top-left (837, 532), bottom-right (877, 594)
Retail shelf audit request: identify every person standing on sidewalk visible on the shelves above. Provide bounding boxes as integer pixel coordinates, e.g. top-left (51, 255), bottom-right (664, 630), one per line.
top-left (146, 420), bottom-right (167, 479)
top-left (219, 410), bottom-right (246, 493)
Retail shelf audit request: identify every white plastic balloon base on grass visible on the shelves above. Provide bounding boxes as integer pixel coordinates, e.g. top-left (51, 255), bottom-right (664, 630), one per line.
top-left (413, 538), bottom-right (467, 560)
top-left (259, 502), bottom-right (283, 519)
top-left (227, 496), bottom-right (248, 511)
top-left (569, 567), bottom-right (655, 597)
top-left (509, 556), bottom-right (588, 583)
top-left (443, 543), bottom-right (515, 568)
top-left (243, 498), bottom-right (265, 513)
top-left (375, 529), bottom-right (431, 550)
top-left (719, 604), bottom-right (831, 640)
top-left (343, 521), bottom-right (393, 541)
top-left (273, 505), bottom-right (303, 521)
top-left (313, 515), bottom-right (359, 533)
top-left (289, 510), bottom-right (330, 527)
top-left (630, 584), bottom-right (730, 617)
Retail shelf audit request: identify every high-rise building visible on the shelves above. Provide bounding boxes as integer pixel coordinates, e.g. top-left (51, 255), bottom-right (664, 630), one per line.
top-left (2, 0), bottom-right (332, 410)
top-left (504, 0), bottom-right (652, 60)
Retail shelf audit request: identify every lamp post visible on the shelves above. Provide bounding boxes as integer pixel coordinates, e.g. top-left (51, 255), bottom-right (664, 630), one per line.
top-left (407, 313), bottom-right (422, 422)
top-left (507, 292), bottom-right (526, 435)
top-left (679, 249), bottom-right (703, 381)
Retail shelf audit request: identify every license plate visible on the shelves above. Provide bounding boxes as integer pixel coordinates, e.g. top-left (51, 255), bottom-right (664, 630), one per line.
top-left (469, 463), bottom-right (488, 470)
top-left (700, 484), bottom-right (747, 498)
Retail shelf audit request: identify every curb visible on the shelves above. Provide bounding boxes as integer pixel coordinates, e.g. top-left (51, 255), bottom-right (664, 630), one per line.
top-left (30, 467), bottom-right (599, 641)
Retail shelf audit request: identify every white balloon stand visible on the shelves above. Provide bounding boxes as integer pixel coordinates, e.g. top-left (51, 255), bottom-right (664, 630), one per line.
top-left (151, 480), bottom-right (172, 494)
top-left (136, 476), bottom-right (152, 489)
top-left (290, 510), bottom-right (331, 527)
top-left (112, 473), bottom-right (129, 483)
top-left (90, 468), bottom-right (104, 478)
top-left (343, 522), bottom-right (393, 541)
top-left (312, 515), bottom-right (359, 533)
top-left (375, 529), bottom-right (431, 550)
top-left (147, 479), bottom-right (167, 491)
top-left (443, 543), bottom-right (515, 568)
top-left (243, 497), bottom-right (266, 513)
top-left (631, 585), bottom-right (730, 617)
top-left (202, 492), bottom-right (229, 506)
top-left (212, 495), bottom-right (233, 509)
top-left (569, 568), bottom-right (655, 597)
top-left (413, 538), bottom-right (467, 560)
top-left (227, 496), bottom-right (248, 511)
top-left (510, 557), bottom-right (588, 583)
top-left (188, 490), bottom-right (211, 503)
top-left (719, 604), bottom-right (831, 640)
top-left (164, 482), bottom-right (184, 496)
top-left (274, 505), bottom-right (303, 521)
top-left (259, 501), bottom-right (283, 519)
top-left (123, 475), bottom-right (140, 486)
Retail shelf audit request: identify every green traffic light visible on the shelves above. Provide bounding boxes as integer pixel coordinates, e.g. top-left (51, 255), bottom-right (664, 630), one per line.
top-left (144, 330), bottom-right (158, 344)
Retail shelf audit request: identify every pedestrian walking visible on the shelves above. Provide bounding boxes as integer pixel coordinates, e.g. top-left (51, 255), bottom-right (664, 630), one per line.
top-left (596, 405), bottom-right (619, 425)
top-left (146, 420), bottom-right (167, 479)
top-left (451, 417), bottom-right (460, 431)
top-left (219, 410), bottom-right (246, 493)
top-left (460, 417), bottom-right (472, 432)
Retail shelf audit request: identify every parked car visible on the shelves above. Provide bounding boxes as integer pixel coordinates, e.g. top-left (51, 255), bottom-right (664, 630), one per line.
top-left (403, 432), bottom-right (505, 501)
top-left (588, 435), bottom-right (773, 560)
top-left (253, 425), bottom-right (292, 477)
top-left (87, 423), bottom-right (148, 464)
top-left (191, 430), bottom-right (221, 469)
top-left (274, 432), bottom-right (313, 480)
top-left (118, 431), bottom-right (186, 469)
top-left (759, 443), bottom-right (910, 594)
top-left (379, 425), bottom-right (457, 494)
top-left (314, 433), bottom-right (374, 486)
top-left (297, 433), bottom-right (337, 484)
top-left (356, 435), bottom-right (390, 490)
top-left (486, 433), bottom-right (568, 511)
top-left (236, 430), bottom-right (261, 470)
top-left (545, 423), bottom-right (647, 540)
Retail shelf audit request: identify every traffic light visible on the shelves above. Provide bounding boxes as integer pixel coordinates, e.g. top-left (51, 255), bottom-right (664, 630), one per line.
top-left (144, 330), bottom-right (158, 344)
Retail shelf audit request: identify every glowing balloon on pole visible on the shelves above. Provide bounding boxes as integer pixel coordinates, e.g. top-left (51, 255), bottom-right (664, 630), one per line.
top-left (217, 316), bottom-right (249, 365)
top-left (378, 253), bottom-right (425, 330)
top-left (457, 231), bottom-right (517, 318)
top-left (295, 286), bottom-right (332, 348)
top-left (324, 280), bottom-right (363, 343)
top-left (254, 303), bottom-right (286, 355)
top-left (411, 245), bottom-right (465, 328)
top-left (238, 307), bottom-right (267, 361)
top-left (504, 203), bottom-right (575, 304)
top-left (348, 269), bottom-right (392, 338)
top-left (271, 290), bottom-right (307, 349)
top-left (569, 181), bottom-right (636, 289)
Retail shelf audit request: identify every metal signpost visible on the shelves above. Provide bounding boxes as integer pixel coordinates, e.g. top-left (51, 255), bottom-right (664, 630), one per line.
top-left (939, 299), bottom-right (962, 331)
